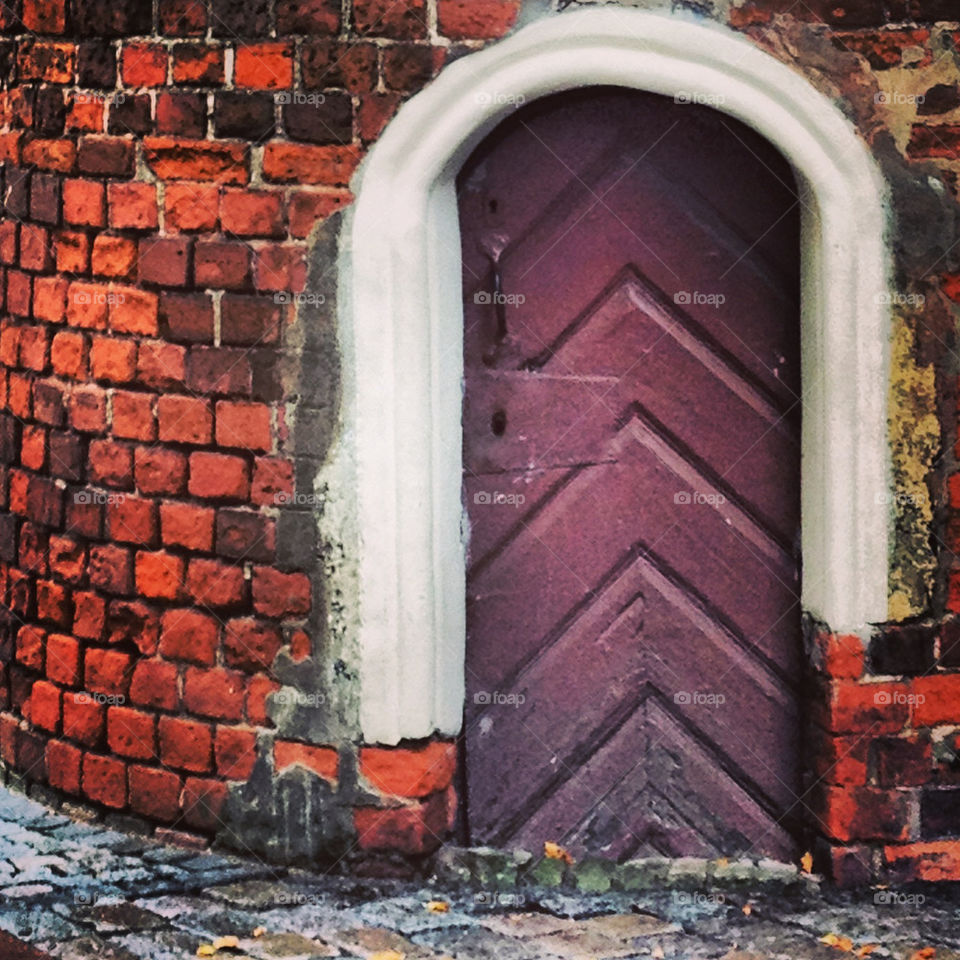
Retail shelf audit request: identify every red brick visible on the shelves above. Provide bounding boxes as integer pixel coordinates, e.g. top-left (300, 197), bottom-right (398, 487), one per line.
top-left (18, 323), bottom-right (49, 369)
top-left (160, 0), bottom-right (207, 35)
top-left (438, 0), bottom-right (519, 39)
top-left (107, 495), bottom-right (157, 546)
top-left (214, 401), bottom-right (272, 453)
top-left (88, 542), bottom-right (134, 594)
top-left (301, 39), bottom-right (377, 92)
top-left (252, 567), bottom-right (311, 617)
top-left (129, 764), bottom-right (181, 821)
top-left (33, 275), bottom-right (69, 324)
top-left (220, 190), bottom-right (284, 238)
top-left (66, 99), bottom-right (104, 134)
top-left (73, 592), bottom-right (106, 640)
top-left (814, 785), bottom-right (913, 843)
top-left (160, 292), bottom-right (215, 342)
top-left (137, 341), bottom-right (187, 390)
top-left (186, 558), bottom-right (246, 607)
top-left (181, 776), bottom-right (227, 832)
top-left (288, 188), bottom-right (352, 237)
top-left (885, 840), bottom-right (960, 882)
top-left (106, 600), bottom-right (159, 654)
top-left (20, 425), bottom-right (47, 471)
top-left (353, 0), bottom-right (427, 39)
top-left (46, 634), bottom-right (81, 687)
top-left (215, 510), bottom-right (275, 562)
top-left (251, 457), bottom-right (294, 506)
top-left (37, 579), bottom-right (72, 628)
top-left (159, 608), bottom-right (219, 665)
top-left (274, 740), bottom-right (339, 781)
top-left (109, 286), bottom-right (160, 336)
top-left (165, 181), bottom-right (219, 232)
top-left (63, 693), bottom-right (104, 745)
top-left (171, 45), bottom-right (224, 85)
top-left (160, 501), bottom-right (214, 551)
top-left (108, 182), bottom-right (159, 230)
top-left (82, 752), bottom-right (127, 808)
top-left (224, 618), bottom-right (282, 673)
top-left (90, 336), bottom-right (137, 383)
top-left (157, 395), bottom-right (212, 445)
top-left (138, 237), bottom-right (190, 287)
top-left (63, 179), bottom-right (105, 227)
top-left (78, 136), bottom-right (135, 178)
top-left (214, 725), bottom-right (257, 780)
top-left (18, 40), bottom-right (74, 83)
top-left (144, 137), bottom-right (249, 185)
top-left (49, 536), bottom-right (86, 584)
top-left (121, 42), bottom-right (168, 87)
top-left (234, 43), bottom-right (294, 90)
top-left (23, 0), bottom-right (67, 32)
top-left (262, 143), bottom-right (361, 186)
top-left (382, 44), bottom-right (441, 92)
top-left (51, 331), bottom-right (87, 379)
top-left (873, 735), bottom-right (933, 787)
top-left (289, 629), bottom-right (310, 661)
top-left (353, 791), bottom-right (449, 854)
top-left (135, 446), bottom-right (187, 496)
top-left (66, 282), bottom-right (109, 329)
top-left (135, 550), bottom-right (185, 601)
top-left (130, 658), bottom-right (178, 711)
top-left (183, 666), bottom-right (245, 720)
top-left (158, 715), bottom-right (212, 772)
top-left (107, 705), bottom-right (155, 760)
top-left (56, 231), bottom-right (90, 273)
top-left (22, 137), bottom-right (77, 172)
top-left (817, 632), bottom-right (866, 680)
top-left (195, 242), bottom-right (249, 289)
top-left (359, 741), bottom-right (456, 798)
top-left (907, 124), bottom-right (960, 160)
top-left (252, 243), bottom-right (306, 292)
top-left (30, 680), bottom-right (62, 733)
top-left (88, 439), bottom-right (134, 487)
top-left (277, 0), bottom-right (339, 32)
top-left (47, 740), bottom-right (82, 795)
top-left (70, 385), bottom-right (108, 433)
top-left (187, 346), bottom-right (252, 395)
top-left (188, 452), bottom-right (249, 500)
top-left (112, 390), bottom-right (156, 441)
top-left (246, 674), bottom-right (279, 726)
top-left (91, 235), bottom-right (137, 280)
top-left (912, 673), bottom-right (960, 727)
top-left (84, 647), bottom-right (133, 697)
top-left (817, 680), bottom-right (912, 735)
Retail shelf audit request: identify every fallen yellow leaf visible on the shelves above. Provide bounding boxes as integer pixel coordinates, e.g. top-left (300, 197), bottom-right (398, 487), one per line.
top-left (252, 927), bottom-right (266, 938)
top-left (819, 933), bottom-right (854, 952)
top-left (196, 948), bottom-right (215, 958)
top-left (369, 953), bottom-right (405, 960)
top-left (857, 946), bottom-right (879, 958)
top-left (425, 900), bottom-right (449, 913)
top-left (544, 841), bottom-right (574, 864)
top-left (908, 950), bottom-right (936, 960)
top-left (800, 851), bottom-right (814, 874)
top-left (212, 937), bottom-right (239, 951)
top-left (742, 903), bottom-right (752, 916)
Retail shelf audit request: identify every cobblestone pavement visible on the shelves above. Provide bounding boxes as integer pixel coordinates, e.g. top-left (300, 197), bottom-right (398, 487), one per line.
top-left (0, 789), bottom-right (959, 960)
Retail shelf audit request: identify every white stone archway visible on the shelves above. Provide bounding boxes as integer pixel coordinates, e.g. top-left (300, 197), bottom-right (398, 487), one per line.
top-left (327, 7), bottom-right (892, 745)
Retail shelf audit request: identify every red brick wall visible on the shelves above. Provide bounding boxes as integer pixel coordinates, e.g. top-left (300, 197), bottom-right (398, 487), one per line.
top-left (0, 0), bottom-right (959, 879)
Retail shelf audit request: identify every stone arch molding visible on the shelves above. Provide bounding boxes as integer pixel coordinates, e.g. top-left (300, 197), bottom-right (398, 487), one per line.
top-left (328, 7), bottom-right (892, 745)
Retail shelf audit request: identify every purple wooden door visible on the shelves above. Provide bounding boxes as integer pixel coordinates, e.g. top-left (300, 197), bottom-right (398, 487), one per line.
top-left (458, 88), bottom-right (802, 861)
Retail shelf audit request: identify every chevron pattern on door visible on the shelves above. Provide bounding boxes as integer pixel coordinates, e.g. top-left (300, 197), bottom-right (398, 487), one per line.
top-left (458, 88), bottom-right (803, 861)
